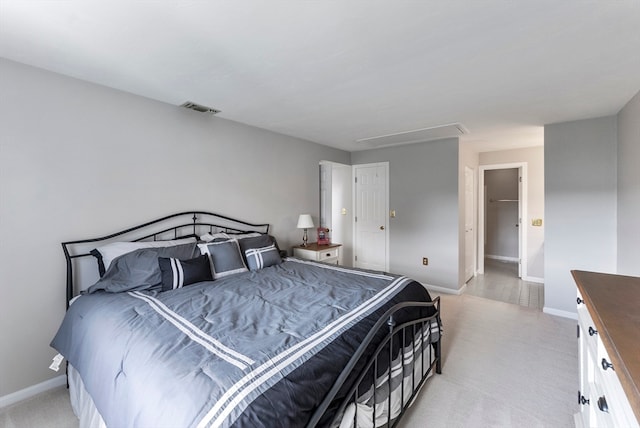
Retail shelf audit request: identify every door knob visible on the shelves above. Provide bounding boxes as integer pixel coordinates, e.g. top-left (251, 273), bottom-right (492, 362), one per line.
top-left (380, 226), bottom-right (385, 230)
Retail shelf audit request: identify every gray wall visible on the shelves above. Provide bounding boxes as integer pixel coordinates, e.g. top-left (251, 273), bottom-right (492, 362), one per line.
top-left (351, 139), bottom-right (460, 291)
top-left (544, 116), bottom-right (618, 316)
top-left (617, 90), bottom-right (640, 275)
top-left (0, 58), bottom-right (349, 397)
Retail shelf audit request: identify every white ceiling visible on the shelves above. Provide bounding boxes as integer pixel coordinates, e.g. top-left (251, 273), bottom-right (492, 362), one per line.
top-left (1, 1), bottom-right (639, 153)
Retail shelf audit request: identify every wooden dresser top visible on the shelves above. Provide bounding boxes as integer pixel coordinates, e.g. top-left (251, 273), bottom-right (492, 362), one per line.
top-left (572, 270), bottom-right (640, 422)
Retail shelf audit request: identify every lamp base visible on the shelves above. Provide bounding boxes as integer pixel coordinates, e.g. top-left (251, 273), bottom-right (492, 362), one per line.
top-left (301, 228), bottom-right (309, 247)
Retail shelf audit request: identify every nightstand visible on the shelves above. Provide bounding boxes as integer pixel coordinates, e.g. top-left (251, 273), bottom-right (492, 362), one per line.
top-left (292, 243), bottom-right (342, 265)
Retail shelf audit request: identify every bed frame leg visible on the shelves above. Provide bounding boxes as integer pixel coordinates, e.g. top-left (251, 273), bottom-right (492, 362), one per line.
top-left (435, 339), bottom-right (442, 374)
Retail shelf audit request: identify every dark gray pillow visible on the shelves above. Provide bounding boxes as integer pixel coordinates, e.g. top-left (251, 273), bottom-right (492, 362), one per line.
top-left (158, 255), bottom-right (212, 291)
top-left (87, 242), bottom-right (199, 293)
top-left (244, 244), bottom-right (282, 271)
top-left (238, 234), bottom-right (280, 260)
top-left (199, 240), bottom-right (248, 279)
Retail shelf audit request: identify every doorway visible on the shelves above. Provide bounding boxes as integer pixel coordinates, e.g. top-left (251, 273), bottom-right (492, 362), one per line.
top-left (319, 161), bottom-right (352, 265)
top-left (464, 166), bottom-right (475, 283)
top-left (485, 168), bottom-right (520, 274)
top-left (477, 163), bottom-right (527, 279)
top-left (467, 160), bottom-right (545, 309)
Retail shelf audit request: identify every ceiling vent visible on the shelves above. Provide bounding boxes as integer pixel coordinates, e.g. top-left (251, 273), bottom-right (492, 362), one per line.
top-left (356, 123), bottom-right (468, 148)
top-left (180, 101), bottom-right (221, 115)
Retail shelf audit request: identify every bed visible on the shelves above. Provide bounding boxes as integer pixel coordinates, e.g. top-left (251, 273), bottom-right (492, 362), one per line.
top-left (52, 211), bottom-right (442, 428)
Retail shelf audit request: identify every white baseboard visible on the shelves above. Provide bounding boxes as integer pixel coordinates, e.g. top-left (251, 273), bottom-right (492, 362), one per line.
top-left (486, 255), bottom-right (519, 263)
top-left (0, 375), bottom-right (66, 409)
top-left (421, 282), bottom-right (466, 295)
top-left (524, 276), bottom-right (544, 284)
top-left (543, 306), bottom-right (578, 320)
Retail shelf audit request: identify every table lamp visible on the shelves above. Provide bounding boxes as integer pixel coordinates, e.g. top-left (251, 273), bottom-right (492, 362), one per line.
top-left (296, 214), bottom-right (314, 247)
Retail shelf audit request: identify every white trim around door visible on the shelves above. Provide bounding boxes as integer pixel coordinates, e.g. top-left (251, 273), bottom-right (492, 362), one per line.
top-left (478, 162), bottom-right (528, 279)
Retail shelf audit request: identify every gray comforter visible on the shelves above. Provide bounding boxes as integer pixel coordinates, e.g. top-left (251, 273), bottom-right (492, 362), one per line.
top-left (51, 258), bottom-right (436, 428)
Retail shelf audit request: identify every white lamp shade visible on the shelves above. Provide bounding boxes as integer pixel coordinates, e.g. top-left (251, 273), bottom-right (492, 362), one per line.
top-left (297, 214), bottom-right (314, 229)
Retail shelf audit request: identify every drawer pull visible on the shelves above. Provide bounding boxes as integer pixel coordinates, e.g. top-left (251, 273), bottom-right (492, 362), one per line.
top-left (577, 297), bottom-right (584, 305)
top-left (325, 253), bottom-right (331, 257)
top-left (588, 326), bottom-right (598, 336)
top-left (601, 358), bottom-right (614, 371)
top-left (579, 392), bottom-right (590, 406)
top-left (597, 396), bottom-right (608, 413)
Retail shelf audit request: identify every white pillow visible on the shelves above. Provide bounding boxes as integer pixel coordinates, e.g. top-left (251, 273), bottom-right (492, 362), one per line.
top-left (95, 237), bottom-right (197, 272)
top-left (199, 232), bottom-right (230, 243)
top-left (227, 232), bottom-right (262, 239)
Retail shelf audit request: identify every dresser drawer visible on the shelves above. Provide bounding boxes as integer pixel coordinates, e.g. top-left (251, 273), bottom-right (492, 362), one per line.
top-left (575, 280), bottom-right (640, 428)
top-left (588, 379), bottom-right (617, 428)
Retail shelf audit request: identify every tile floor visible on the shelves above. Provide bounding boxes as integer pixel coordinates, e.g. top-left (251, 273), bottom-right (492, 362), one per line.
top-left (464, 258), bottom-right (544, 310)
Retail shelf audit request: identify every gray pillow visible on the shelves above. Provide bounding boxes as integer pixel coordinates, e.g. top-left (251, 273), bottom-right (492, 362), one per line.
top-left (237, 234), bottom-right (280, 261)
top-left (87, 242), bottom-right (199, 293)
top-left (90, 237), bottom-right (197, 276)
top-left (199, 240), bottom-right (248, 279)
top-left (244, 244), bottom-right (282, 271)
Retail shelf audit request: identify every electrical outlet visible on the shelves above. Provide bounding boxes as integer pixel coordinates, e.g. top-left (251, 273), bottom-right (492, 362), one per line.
top-left (422, 257), bottom-right (428, 266)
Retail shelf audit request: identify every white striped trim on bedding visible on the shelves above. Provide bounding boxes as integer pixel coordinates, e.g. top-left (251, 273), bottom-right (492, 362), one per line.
top-left (197, 275), bottom-right (413, 428)
top-left (128, 291), bottom-right (254, 370)
top-left (170, 258), bottom-right (185, 289)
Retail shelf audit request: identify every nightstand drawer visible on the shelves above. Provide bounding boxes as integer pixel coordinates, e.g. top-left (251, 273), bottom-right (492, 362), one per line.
top-left (318, 248), bottom-right (338, 261)
top-left (292, 243), bottom-right (342, 265)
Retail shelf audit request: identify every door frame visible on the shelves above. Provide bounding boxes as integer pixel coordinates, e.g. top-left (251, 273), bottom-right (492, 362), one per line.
top-left (319, 160), bottom-right (352, 265)
top-left (478, 162), bottom-right (528, 278)
top-left (464, 165), bottom-right (476, 282)
top-left (352, 162), bottom-right (390, 271)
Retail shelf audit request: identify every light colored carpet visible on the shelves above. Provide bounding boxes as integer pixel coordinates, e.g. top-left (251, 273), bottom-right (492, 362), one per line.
top-left (399, 293), bottom-right (577, 428)
top-left (0, 293), bottom-right (577, 428)
top-left (0, 385), bottom-right (77, 428)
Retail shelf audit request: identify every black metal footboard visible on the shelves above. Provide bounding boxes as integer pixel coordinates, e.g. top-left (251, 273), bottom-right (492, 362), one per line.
top-left (308, 298), bottom-right (442, 427)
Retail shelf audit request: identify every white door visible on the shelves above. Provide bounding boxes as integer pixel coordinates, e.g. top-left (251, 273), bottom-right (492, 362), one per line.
top-left (464, 166), bottom-right (475, 282)
top-left (354, 163), bottom-right (388, 271)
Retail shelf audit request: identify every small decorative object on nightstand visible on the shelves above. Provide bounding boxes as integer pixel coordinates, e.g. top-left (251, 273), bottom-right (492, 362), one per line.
top-left (293, 242), bottom-right (342, 265)
top-left (296, 214), bottom-right (314, 247)
top-left (317, 227), bottom-right (330, 245)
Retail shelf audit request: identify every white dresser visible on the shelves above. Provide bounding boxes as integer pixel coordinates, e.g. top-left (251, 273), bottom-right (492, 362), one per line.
top-left (573, 270), bottom-right (640, 428)
top-left (292, 243), bottom-right (341, 265)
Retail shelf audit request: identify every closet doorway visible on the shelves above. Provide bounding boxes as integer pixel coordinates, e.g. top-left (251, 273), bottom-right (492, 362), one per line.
top-left (478, 163), bottom-right (527, 279)
top-left (319, 161), bottom-right (352, 266)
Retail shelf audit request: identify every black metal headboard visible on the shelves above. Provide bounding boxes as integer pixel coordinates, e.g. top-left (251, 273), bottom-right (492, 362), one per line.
top-left (62, 211), bottom-right (270, 308)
